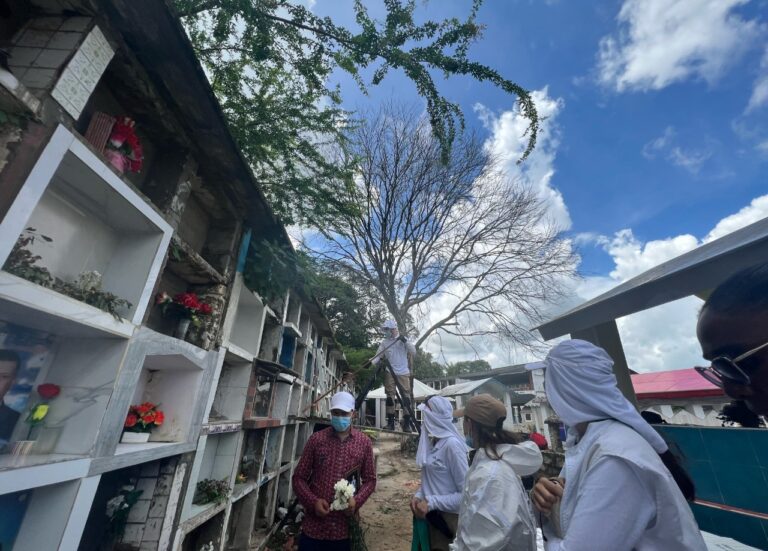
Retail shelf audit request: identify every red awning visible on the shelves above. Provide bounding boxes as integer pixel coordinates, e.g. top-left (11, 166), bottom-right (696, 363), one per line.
top-left (631, 368), bottom-right (724, 401)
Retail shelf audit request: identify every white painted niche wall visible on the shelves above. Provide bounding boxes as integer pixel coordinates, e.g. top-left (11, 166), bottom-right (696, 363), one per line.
top-left (0, 125), bottom-right (172, 327)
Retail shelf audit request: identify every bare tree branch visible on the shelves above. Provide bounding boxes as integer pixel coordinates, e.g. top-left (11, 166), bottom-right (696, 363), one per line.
top-left (312, 103), bottom-right (576, 353)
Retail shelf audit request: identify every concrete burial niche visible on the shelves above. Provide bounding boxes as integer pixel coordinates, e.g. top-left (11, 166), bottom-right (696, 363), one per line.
top-left (182, 432), bottom-right (239, 521)
top-left (0, 126), bottom-right (172, 327)
top-left (222, 274), bottom-right (267, 361)
top-left (0, 319), bottom-right (128, 480)
top-left (209, 359), bottom-right (251, 423)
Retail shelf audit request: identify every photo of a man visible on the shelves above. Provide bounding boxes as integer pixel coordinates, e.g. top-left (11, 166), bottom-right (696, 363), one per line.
top-left (0, 350), bottom-right (21, 445)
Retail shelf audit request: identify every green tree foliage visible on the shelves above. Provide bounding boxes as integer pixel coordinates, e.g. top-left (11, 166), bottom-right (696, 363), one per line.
top-left (412, 349), bottom-right (445, 380)
top-left (446, 359), bottom-right (491, 377)
top-left (302, 254), bottom-right (386, 349)
top-left (175, 0), bottom-right (539, 225)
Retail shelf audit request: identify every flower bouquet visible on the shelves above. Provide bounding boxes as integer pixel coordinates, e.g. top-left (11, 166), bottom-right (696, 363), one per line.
top-left (106, 485), bottom-right (143, 537)
top-left (156, 292), bottom-right (213, 339)
top-left (105, 116), bottom-right (143, 174)
top-left (330, 478), bottom-right (368, 551)
top-left (122, 402), bottom-right (164, 443)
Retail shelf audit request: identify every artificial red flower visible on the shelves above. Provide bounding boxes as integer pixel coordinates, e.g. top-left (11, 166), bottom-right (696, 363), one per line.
top-left (154, 411), bottom-right (164, 425)
top-left (142, 412), bottom-right (156, 425)
top-left (136, 404), bottom-right (151, 415)
top-left (200, 303), bottom-right (212, 315)
top-left (37, 383), bottom-right (60, 400)
top-left (124, 413), bottom-right (138, 428)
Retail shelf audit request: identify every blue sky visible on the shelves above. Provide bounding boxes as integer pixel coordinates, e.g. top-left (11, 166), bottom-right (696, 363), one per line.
top-left (310, 0), bottom-right (768, 369)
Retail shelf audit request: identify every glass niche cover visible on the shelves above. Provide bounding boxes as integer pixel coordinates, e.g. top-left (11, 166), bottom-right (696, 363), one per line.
top-left (0, 320), bottom-right (123, 468)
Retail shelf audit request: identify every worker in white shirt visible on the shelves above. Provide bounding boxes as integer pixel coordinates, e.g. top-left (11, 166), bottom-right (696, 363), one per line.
top-left (373, 319), bottom-right (416, 431)
top-left (411, 395), bottom-right (468, 551)
top-left (451, 393), bottom-right (543, 551)
top-left (528, 340), bottom-right (706, 551)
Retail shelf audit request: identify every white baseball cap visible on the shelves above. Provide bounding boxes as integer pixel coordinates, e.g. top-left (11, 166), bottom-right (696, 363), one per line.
top-left (381, 319), bottom-right (398, 330)
top-left (330, 391), bottom-right (355, 412)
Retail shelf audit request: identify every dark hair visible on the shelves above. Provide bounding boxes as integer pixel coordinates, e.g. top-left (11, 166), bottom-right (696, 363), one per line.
top-left (659, 450), bottom-right (696, 502)
top-left (717, 400), bottom-right (762, 428)
top-left (702, 262), bottom-right (768, 317)
top-left (640, 411), bottom-right (667, 425)
top-left (470, 418), bottom-right (523, 461)
top-left (0, 350), bottom-right (20, 370)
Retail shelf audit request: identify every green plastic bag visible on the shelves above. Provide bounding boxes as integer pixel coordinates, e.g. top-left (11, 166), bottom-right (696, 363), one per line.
top-left (412, 517), bottom-right (430, 551)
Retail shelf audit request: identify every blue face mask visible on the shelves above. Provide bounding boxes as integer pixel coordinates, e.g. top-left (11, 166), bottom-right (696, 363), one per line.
top-left (465, 435), bottom-right (474, 448)
top-left (331, 415), bottom-right (351, 432)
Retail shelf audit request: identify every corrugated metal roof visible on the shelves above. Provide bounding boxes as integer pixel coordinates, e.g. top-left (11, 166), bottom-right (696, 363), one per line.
top-left (438, 378), bottom-right (495, 397)
top-left (631, 368), bottom-right (724, 401)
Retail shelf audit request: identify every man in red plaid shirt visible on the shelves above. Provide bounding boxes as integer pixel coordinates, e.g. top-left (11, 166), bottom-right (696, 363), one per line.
top-left (293, 391), bottom-right (377, 550)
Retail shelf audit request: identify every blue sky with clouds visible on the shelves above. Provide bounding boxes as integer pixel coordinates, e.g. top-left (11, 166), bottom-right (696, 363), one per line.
top-left (310, 0), bottom-right (768, 370)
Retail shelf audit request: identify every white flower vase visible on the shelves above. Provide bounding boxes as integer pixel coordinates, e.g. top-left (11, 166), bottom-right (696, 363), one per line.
top-left (175, 318), bottom-right (191, 340)
top-left (121, 432), bottom-right (150, 444)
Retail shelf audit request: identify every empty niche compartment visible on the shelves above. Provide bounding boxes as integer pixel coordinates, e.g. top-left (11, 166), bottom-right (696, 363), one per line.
top-left (246, 371), bottom-right (275, 420)
top-left (252, 478), bottom-right (277, 542)
top-left (294, 424), bottom-right (308, 460)
top-left (271, 377), bottom-right (292, 419)
top-left (258, 314), bottom-right (282, 364)
top-left (0, 320), bottom-right (126, 472)
top-left (289, 383), bottom-right (303, 418)
top-left (0, 479), bottom-right (86, 551)
top-left (0, 128), bottom-right (171, 326)
top-left (120, 353), bottom-right (205, 448)
top-left (240, 429), bottom-right (267, 485)
top-left (209, 359), bottom-right (251, 423)
top-left (281, 424), bottom-right (297, 467)
top-left (262, 427), bottom-right (283, 477)
top-left (275, 469), bottom-right (292, 514)
top-left (223, 274), bottom-right (266, 359)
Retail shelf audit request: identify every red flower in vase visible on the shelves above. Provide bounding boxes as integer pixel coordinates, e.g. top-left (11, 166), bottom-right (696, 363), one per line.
top-left (142, 412), bottom-right (156, 425)
top-left (125, 413), bottom-right (138, 428)
top-left (199, 303), bottom-right (213, 315)
top-left (154, 411), bottom-right (165, 426)
top-left (37, 383), bottom-right (60, 400)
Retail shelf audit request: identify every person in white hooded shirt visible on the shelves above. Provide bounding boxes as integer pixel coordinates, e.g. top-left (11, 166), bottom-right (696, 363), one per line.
top-left (528, 340), bottom-right (706, 551)
top-left (411, 395), bottom-right (469, 551)
top-left (451, 394), bottom-right (542, 551)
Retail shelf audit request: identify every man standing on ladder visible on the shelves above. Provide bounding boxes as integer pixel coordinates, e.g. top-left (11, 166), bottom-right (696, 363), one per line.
top-left (374, 319), bottom-right (417, 431)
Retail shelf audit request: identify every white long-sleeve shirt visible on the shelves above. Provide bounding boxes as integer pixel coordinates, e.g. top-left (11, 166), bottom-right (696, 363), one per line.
top-left (372, 337), bottom-right (416, 376)
top-left (415, 436), bottom-right (468, 514)
top-left (452, 441), bottom-right (543, 551)
top-left (543, 420), bottom-right (706, 551)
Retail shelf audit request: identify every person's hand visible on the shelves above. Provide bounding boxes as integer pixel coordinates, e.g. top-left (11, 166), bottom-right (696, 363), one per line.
top-left (414, 499), bottom-right (429, 519)
top-left (314, 499), bottom-right (330, 517)
top-left (532, 477), bottom-right (564, 514)
top-left (344, 497), bottom-right (357, 517)
top-left (410, 497), bottom-right (420, 515)
top-left (398, 335), bottom-right (407, 343)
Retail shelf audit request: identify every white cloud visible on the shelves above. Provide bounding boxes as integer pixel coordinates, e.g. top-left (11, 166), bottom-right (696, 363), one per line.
top-left (704, 194), bottom-right (768, 242)
top-left (597, 0), bottom-right (761, 92)
top-left (642, 126), bottom-right (712, 174)
top-left (747, 47), bottom-right (768, 112)
top-left (474, 87), bottom-right (571, 230)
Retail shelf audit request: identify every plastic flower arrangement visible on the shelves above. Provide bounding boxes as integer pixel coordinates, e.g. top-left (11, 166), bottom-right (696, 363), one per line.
top-left (25, 383), bottom-right (61, 427)
top-left (105, 116), bottom-right (143, 173)
top-left (124, 402), bottom-right (165, 433)
top-left (156, 292), bottom-right (213, 327)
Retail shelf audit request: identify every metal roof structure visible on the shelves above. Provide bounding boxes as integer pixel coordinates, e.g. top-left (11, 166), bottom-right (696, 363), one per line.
top-left (631, 368), bottom-right (724, 401)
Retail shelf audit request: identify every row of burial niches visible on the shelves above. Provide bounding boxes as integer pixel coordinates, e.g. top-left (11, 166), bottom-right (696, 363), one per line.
top-left (0, 321), bottom-right (203, 470)
top-left (1, 143), bottom-right (168, 328)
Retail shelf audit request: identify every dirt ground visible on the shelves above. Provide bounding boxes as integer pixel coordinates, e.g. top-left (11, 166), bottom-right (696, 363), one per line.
top-left (361, 432), bottom-right (421, 551)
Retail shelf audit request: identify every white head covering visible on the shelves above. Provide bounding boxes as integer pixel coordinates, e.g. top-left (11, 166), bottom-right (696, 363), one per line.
top-left (416, 396), bottom-right (465, 467)
top-left (526, 339), bottom-right (668, 454)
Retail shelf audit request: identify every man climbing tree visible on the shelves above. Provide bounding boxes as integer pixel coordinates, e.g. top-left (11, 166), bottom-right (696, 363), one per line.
top-left (374, 320), bottom-right (417, 431)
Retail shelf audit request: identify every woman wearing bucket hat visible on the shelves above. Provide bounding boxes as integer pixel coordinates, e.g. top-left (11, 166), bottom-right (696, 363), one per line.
top-left (451, 394), bottom-right (542, 551)
top-left (528, 340), bottom-right (705, 551)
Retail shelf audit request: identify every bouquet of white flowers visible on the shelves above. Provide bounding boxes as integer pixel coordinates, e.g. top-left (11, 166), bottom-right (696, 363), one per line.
top-left (330, 478), bottom-right (356, 511)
